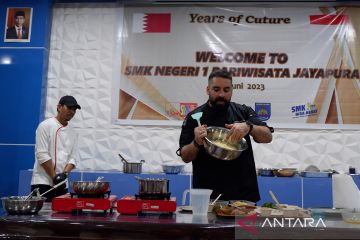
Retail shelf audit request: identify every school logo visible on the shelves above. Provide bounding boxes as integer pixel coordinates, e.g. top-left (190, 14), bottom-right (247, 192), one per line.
top-left (180, 103), bottom-right (197, 118)
top-left (291, 102), bottom-right (317, 118)
top-left (255, 103), bottom-right (271, 121)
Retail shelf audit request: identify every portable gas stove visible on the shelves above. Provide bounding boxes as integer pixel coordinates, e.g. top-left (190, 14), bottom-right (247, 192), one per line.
top-left (52, 192), bottom-right (117, 214)
top-left (117, 193), bottom-right (176, 215)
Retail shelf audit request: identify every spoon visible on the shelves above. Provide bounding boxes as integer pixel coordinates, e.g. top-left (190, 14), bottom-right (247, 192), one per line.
top-left (96, 176), bottom-right (104, 182)
top-left (269, 190), bottom-right (283, 208)
top-left (25, 188), bottom-right (40, 200)
top-left (39, 179), bottom-right (67, 197)
top-left (210, 194), bottom-right (222, 205)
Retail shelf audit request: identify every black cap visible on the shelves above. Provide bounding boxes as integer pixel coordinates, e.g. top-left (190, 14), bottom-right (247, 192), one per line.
top-left (58, 95), bottom-right (81, 109)
top-left (15, 11), bottom-right (25, 18)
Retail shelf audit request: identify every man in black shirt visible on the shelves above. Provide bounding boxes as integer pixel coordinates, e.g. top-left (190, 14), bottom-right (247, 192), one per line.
top-left (178, 69), bottom-right (273, 202)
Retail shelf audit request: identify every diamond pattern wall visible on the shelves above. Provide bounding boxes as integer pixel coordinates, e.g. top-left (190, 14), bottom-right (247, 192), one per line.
top-left (46, 6), bottom-right (360, 174)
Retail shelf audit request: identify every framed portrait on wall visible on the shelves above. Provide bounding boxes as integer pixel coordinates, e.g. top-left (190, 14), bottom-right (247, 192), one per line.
top-left (4, 7), bottom-right (32, 42)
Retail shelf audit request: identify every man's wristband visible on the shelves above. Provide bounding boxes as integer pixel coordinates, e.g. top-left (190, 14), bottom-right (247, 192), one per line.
top-left (234, 120), bottom-right (254, 134)
top-left (192, 139), bottom-right (201, 149)
top-left (246, 121), bottom-right (254, 134)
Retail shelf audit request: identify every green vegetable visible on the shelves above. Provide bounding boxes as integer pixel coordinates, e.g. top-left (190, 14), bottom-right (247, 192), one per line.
top-left (262, 202), bottom-right (276, 208)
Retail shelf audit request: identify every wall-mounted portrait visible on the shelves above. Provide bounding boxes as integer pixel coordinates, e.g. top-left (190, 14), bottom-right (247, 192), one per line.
top-left (4, 7), bottom-right (32, 42)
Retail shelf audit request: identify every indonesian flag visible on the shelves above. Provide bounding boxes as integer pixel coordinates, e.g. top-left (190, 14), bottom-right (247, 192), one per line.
top-left (132, 13), bottom-right (171, 33)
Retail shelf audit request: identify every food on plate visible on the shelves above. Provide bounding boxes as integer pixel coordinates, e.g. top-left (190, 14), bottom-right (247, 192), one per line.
top-left (231, 201), bottom-right (256, 209)
top-left (215, 205), bottom-right (256, 217)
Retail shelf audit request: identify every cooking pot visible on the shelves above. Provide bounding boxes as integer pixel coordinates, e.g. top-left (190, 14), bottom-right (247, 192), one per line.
top-left (1, 196), bottom-right (46, 215)
top-left (72, 181), bottom-right (110, 195)
top-left (118, 154), bottom-right (145, 173)
top-left (135, 177), bottom-right (169, 194)
top-left (204, 126), bottom-right (248, 160)
top-left (258, 168), bottom-right (277, 177)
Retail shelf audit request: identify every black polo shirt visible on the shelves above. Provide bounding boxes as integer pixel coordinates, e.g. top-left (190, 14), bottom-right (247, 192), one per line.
top-left (179, 102), bottom-right (272, 202)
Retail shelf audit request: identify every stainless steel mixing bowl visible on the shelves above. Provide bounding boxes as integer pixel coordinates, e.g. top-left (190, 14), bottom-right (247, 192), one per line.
top-left (1, 196), bottom-right (46, 215)
top-left (204, 126), bottom-right (248, 160)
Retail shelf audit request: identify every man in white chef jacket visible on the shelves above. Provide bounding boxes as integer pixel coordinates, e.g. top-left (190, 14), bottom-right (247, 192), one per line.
top-left (31, 95), bottom-right (81, 202)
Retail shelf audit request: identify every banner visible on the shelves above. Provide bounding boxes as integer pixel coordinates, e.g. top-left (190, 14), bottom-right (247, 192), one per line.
top-left (114, 6), bottom-right (360, 128)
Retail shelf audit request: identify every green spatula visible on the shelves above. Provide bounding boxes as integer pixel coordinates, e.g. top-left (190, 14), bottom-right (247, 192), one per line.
top-left (191, 112), bottom-right (203, 126)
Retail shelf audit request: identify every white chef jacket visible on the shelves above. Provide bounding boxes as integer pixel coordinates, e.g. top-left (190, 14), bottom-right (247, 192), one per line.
top-left (31, 117), bottom-right (78, 186)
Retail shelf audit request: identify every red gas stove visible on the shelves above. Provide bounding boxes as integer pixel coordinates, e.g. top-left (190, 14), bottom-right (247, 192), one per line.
top-left (117, 194), bottom-right (176, 215)
top-left (52, 192), bottom-right (117, 214)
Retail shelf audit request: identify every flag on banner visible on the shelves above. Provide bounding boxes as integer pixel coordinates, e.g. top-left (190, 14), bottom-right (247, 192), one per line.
top-left (132, 13), bottom-right (171, 33)
top-left (309, 15), bottom-right (348, 25)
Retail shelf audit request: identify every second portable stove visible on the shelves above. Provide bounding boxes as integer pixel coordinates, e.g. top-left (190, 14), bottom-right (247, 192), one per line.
top-left (117, 193), bottom-right (177, 215)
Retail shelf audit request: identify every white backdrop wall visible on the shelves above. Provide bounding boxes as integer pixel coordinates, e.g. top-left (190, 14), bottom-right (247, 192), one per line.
top-left (45, 5), bottom-right (360, 174)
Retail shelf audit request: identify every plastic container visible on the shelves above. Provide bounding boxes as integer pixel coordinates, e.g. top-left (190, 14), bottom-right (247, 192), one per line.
top-left (341, 209), bottom-right (360, 224)
top-left (190, 189), bottom-right (212, 216)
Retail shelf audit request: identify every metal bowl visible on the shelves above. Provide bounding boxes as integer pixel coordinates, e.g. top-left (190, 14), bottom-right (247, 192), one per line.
top-left (162, 165), bottom-right (184, 174)
top-left (204, 126), bottom-right (248, 160)
top-left (258, 168), bottom-right (277, 177)
top-left (273, 168), bottom-right (297, 177)
top-left (72, 181), bottom-right (110, 194)
top-left (1, 196), bottom-right (46, 215)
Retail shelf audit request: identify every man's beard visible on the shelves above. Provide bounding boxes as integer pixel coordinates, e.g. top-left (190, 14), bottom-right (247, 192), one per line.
top-left (208, 97), bottom-right (230, 111)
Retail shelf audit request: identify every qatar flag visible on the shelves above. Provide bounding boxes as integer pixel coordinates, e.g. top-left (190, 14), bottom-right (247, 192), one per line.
top-left (132, 13), bottom-right (171, 33)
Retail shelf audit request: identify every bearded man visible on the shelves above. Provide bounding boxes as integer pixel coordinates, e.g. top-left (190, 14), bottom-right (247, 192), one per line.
top-left (178, 69), bottom-right (273, 202)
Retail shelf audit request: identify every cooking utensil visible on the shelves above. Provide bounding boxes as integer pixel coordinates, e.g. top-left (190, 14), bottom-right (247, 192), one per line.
top-left (204, 126), bottom-right (248, 160)
top-left (39, 179), bottom-right (68, 197)
top-left (118, 153), bottom-right (127, 162)
top-left (211, 194), bottom-right (222, 205)
top-left (118, 153), bottom-right (145, 173)
top-left (258, 168), bottom-right (276, 177)
top-left (1, 196), bottom-right (46, 215)
top-left (273, 168), bottom-right (297, 177)
top-left (162, 165), bottom-right (184, 174)
top-left (25, 188), bottom-right (40, 201)
top-left (96, 176), bottom-right (104, 182)
top-left (72, 180), bottom-right (110, 195)
top-left (135, 176), bottom-right (169, 194)
top-left (191, 112), bottom-right (203, 126)
top-left (269, 190), bottom-right (283, 208)
top-left (305, 165), bottom-right (320, 172)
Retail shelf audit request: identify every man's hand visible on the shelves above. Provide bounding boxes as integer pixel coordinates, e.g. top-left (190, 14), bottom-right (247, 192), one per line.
top-left (53, 173), bottom-right (67, 189)
top-left (194, 124), bottom-right (207, 146)
top-left (225, 122), bottom-right (250, 143)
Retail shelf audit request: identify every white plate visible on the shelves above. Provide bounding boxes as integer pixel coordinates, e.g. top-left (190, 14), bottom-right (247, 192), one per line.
top-left (179, 206), bottom-right (192, 212)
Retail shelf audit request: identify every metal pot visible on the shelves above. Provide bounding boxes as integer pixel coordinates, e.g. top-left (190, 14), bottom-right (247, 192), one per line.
top-left (72, 181), bottom-right (110, 194)
top-left (135, 177), bottom-right (169, 194)
top-left (204, 126), bottom-right (248, 160)
top-left (258, 168), bottom-right (277, 177)
top-left (118, 154), bottom-right (145, 173)
top-left (1, 196), bottom-right (46, 215)
top-left (122, 159), bottom-right (145, 173)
